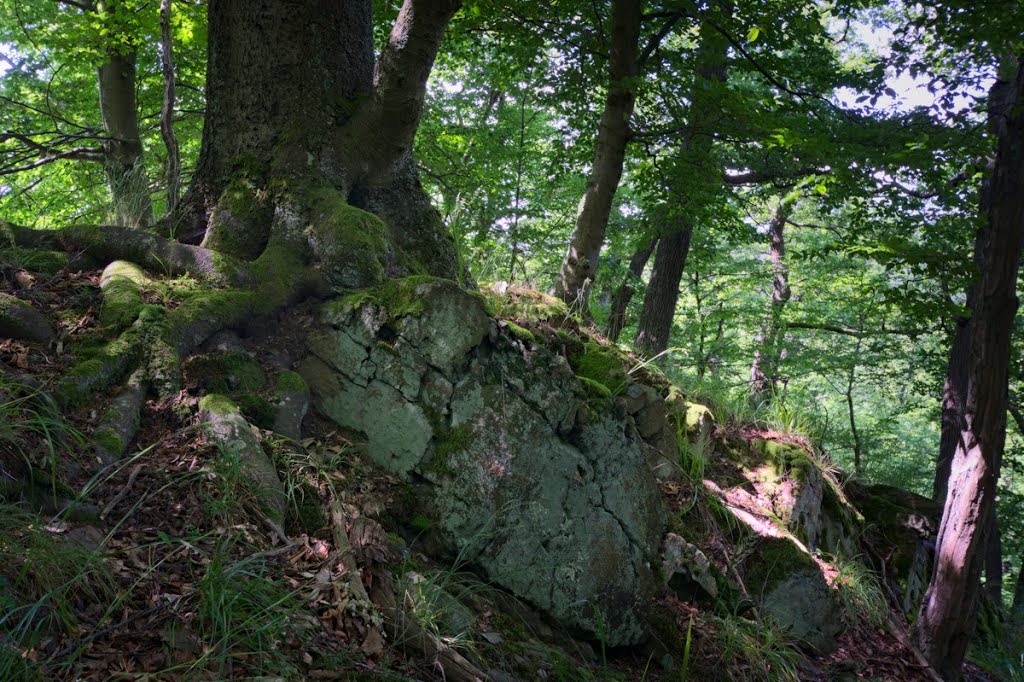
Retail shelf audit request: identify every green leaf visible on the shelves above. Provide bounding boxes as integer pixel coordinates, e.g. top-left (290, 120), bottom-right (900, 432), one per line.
top-left (747, 26), bottom-right (760, 43)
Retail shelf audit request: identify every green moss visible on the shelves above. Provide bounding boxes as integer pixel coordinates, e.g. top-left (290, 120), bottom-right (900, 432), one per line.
top-left (411, 513), bottom-right (433, 531)
top-left (99, 261), bottom-right (146, 333)
top-left (436, 423), bottom-right (472, 460)
top-left (237, 394), bottom-right (275, 429)
top-left (199, 393), bottom-right (241, 416)
top-left (187, 352), bottom-right (266, 393)
top-left (92, 426), bottom-right (124, 455)
top-left (203, 177), bottom-right (272, 259)
top-left (307, 186), bottom-right (389, 289)
top-left (275, 370), bottom-right (308, 396)
top-left (220, 353), bottom-right (266, 391)
top-left (503, 321), bottom-right (536, 343)
top-left (482, 285), bottom-right (569, 322)
top-left (0, 247), bottom-right (70, 274)
top-left (336, 275), bottom-right (447, 320)
top-left (570, 342), bottom-right (628, 397)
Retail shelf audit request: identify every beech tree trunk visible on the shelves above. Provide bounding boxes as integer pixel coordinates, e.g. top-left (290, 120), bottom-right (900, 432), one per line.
top-left (605, 234), bottom-right (658, 342)
top-left (552, 0), bottom-right (641, 309)
top-left (634, 223), bottom-right (694, 356)
top-left (632, 9), bottom-right (728, 356)
top-left (916, 56), bottom-right (1024, 680)
top-left (97, 1), bottom-right (153, 229)
top-left (749, 199), bottom-right (793, 405)
top-left (175, 0), bottom-right (462, 281)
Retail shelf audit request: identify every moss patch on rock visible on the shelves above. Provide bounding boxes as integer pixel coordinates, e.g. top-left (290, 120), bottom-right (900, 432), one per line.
top-left (482, 284), bottom-right (570, 323)
top-left (570, 342), bottom-right (629, 397)
top-left (335, 275), bottom-right (445, 320)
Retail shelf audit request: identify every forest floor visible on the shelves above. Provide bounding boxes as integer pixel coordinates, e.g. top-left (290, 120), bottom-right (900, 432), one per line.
top-left (0, 260), bottom-right (1008, 680)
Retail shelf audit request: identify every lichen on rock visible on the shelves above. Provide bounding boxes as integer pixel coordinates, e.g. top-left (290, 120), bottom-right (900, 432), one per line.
top-left (300, 277), bottom-right (665, 645)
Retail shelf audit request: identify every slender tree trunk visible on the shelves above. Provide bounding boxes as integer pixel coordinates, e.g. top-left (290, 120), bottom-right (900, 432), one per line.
top-left (634, 222), bottom-right (694, 356)
top-left (605, 234), bottom-right (658, 341)
top-left (845, 339), bottom-right (864, 474)
top-left (97, 1), bottom-right (153, 229)
top-left (552, 0), bottom-right (641, 309)
top-left (632, 9), bottom-right (729, 356)
top-left (917, 57), bottom-right (1024, 680)
top-left (749, 199), bottom-right (793, 405)
top-left (159, 0), bottom-right (181, 220)
top-left (933, 317), bottom-right (972, 501)
top-left (175, 0), bottom-right (462, 281)
top-left (983, 506), bottom-right (1002, 605)
top-left (1014, 559), bottom-right (1024, 616)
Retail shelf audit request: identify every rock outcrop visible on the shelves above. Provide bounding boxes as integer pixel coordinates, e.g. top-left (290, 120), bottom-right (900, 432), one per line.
top-left (300, 277), bottom-right (666, 645)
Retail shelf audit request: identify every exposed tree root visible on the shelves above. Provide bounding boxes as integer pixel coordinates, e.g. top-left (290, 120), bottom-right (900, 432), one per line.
top-left (2, 220), bottom-right (250, 287)
top-left (198, 393), bottom-right (288, 525)
top-left (93, 373), bottom-right (147, 465)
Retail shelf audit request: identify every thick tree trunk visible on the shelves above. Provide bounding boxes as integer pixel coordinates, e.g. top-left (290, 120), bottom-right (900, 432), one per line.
top-left (605, 234), bottom-right (658, 341)
top-left (176, 0), bottom-right (462, 281)
top-left (749, 199), bottom-right (793, 405)
top-left (916, 57), bottom-right (1024, 680)
top-left (97, 0), bottom-right (153, 229)
top-left (552, 0), bottom-right (641, 309)
top-left (634, 223), bottom-right (694, 356)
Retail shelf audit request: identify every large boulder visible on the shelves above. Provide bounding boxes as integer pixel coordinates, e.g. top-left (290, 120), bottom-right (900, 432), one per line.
top-left (299, 277), bottom-right (665, 645)
top-left (744, 536), bottom-right (842, 654)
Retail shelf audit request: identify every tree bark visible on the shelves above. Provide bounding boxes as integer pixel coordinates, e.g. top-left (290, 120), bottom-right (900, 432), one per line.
top-left (845, 337), bottom-right (864, 475)
top-left (175, 0), bottom-right (462, 281)
top-left (97, 0), bottom-right (154, 229)
top-left (631, 7), bottom-right (729, 356)
top-left (634, 222), bottom-right (694, 356)
top-left (933, 316), bottom-right (972, 501)
top-left (159, 0), bottom-right (181, 219)
top-left (749, 199), bottom-right (793, 405)
top-left (1014, 558), bottom-right (1024, 616)
top-left (916, 56), bottom-right (1024, 680)
top-left (552, 0), bottom-right (641, 310)
top-left (605, 234), bottom-right (658, 341)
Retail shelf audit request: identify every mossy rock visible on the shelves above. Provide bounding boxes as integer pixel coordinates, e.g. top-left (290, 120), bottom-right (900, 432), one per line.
top-left (482, 284), bottom-right (570, 323)
top-left (335, 275), bottom-right (443, 320)
top-left (184, 351), bottom-right (266, 393)
top-left (0, 248), bottom-right (70, 274)
top-left (569, 342), bottom-right (630, 398)
top-left (0, 293), bottom-right (54, 343)
top-left (745, 535), bottom-right (841, 653)
top-left (236, 394), bottom-right (276, 430)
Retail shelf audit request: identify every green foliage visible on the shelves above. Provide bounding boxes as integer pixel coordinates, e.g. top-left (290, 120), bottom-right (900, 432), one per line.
top-left (193, 538), bottom-right (304, 677)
